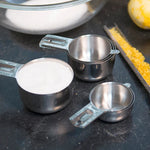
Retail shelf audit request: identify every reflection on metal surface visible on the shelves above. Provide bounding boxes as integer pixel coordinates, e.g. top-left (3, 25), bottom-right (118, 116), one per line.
top-left (104, 24), bottom-right (150, 94)
top-left (70, 82), bottom-right (134, 128)
top-left (40, 34), bottom-right (119, 81)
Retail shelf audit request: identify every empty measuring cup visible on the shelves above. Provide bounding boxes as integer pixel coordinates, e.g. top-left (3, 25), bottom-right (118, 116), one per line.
top-left (39, 34), bottom-right (120, 81)
top-left (69, 82), bottom-right (134, 128)
top-left (0, 58), bottom-right (74, 114)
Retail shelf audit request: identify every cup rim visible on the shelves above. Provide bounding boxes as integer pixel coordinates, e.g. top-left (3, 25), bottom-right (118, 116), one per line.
top-left (0, 0), bottom-right (90, 11)
top-left (89, 82), bottom-right (135, 112)
top-left (15, 57), bottom-right (74, 95)
top-left (67, 34), bottom-right (116, 64)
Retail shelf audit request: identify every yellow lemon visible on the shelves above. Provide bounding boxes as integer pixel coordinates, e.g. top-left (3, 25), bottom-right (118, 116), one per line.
top-left (128, 0), bottom-right (150, 29)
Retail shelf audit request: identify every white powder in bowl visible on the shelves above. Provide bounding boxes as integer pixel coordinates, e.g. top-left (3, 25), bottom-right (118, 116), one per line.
top-left (16, 58), bottom-right (74, 94)
top-left (6, 0), bottom-right (88, 32)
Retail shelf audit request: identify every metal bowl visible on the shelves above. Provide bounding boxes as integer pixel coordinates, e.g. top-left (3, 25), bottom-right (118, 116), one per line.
top-left (0, 0), bottom-right (108, 34)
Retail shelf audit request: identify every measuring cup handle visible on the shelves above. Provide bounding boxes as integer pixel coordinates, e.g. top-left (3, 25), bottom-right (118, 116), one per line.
top-left (110, 49), bottom-right (120, 55)
top-left (69, 103), bottom-right (105, 128)
top-left (0, 59), bottom-right (23, 78)
top-left (39, 34), bottom-right (73, 50)
top-left (123, 83), bottom-right (131, 88)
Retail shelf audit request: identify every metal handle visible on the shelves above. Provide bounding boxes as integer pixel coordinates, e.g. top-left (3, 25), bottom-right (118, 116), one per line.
top-left (110, 49), bottom-right (120, 55)
top-left (0, 59), bottom-right (23, 78)
top-left (123, 83), bottom-right (131, 88)
top-left (69, 103), bottom-right (106, 128)
top-left (39, 34), bottom-right (73, 50)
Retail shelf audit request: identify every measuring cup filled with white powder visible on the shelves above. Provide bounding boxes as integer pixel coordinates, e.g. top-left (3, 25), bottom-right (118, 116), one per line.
top-left (6, 0), bottom-right (88, 34)
top-left (0, 58), bottom-right (74, 113)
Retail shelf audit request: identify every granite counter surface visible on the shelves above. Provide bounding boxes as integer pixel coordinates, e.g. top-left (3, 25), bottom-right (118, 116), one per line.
top-left (0, 0), bottom-right (150, 150)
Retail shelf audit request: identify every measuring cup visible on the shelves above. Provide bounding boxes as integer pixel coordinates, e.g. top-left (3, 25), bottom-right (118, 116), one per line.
top-left (39, 34), bottom-right (120, 81)
top-left (69, 82), bottom-right (134, 128)
top-left (0, 58), bottom-right (74, 114)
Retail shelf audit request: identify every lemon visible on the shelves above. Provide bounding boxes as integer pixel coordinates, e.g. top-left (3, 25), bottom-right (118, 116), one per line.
top-left (128, 0), bottom-right (150, 29)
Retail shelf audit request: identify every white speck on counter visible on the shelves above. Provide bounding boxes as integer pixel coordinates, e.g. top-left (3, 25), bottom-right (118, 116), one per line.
top-left (17, 110), bottom-right (20, 113)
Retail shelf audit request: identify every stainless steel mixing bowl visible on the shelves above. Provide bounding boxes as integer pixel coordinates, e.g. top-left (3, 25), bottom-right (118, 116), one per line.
top-left (0, 0), bottom-right (108, 34)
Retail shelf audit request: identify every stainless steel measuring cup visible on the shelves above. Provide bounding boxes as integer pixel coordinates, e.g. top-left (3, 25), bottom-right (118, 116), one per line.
top-left (0, 58), bottom-right (74, 114)
top-left (39, 34), bottom-right (120, 81)
top-left (69, 82), bottom-right (135, 128)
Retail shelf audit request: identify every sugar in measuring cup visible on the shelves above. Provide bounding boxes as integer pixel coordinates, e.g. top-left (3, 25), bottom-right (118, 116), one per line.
top-left (0, 58), bottom-right (74, 113)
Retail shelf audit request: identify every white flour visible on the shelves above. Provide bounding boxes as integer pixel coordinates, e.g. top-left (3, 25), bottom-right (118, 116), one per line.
top-left (16, 58), bottom-right (73, 94)
top-left (6, 0), bottom-right (87, 32)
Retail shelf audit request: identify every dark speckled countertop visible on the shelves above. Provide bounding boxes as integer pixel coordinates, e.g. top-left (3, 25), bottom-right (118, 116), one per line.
top-left (0, 0), bottom-right (150, 150)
